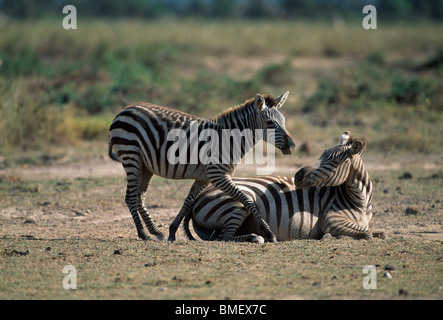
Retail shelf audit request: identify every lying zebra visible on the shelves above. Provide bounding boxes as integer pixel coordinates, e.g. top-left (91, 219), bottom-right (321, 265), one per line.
top-left (185, 132), bottom-right (385, 242)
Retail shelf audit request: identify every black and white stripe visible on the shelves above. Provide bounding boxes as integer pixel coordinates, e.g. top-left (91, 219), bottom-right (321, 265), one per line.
top-left (108, 92), bottom-right (295, 241)
top-left (186, 132), bottom-right (384, 242)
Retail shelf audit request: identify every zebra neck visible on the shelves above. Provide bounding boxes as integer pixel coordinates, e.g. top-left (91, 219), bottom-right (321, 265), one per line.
top-left (342, 158), bottom-right (372, 213)
top-left (214, 102), bottom-right (257, 131)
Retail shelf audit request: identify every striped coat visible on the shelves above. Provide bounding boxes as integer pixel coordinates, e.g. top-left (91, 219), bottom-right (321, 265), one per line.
top-left (108, 92), bottom-right (295, 241)
top-left (187, 133), bottom-right (384, 242)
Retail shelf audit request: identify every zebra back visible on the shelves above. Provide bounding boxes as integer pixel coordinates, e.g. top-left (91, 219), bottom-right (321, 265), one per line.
top-left (109, 94), bottom-right (294, 180)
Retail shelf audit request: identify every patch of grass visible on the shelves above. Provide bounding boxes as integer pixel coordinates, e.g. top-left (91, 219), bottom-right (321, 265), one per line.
top-left (0, 84), bottom-right (65, 150)
top-left (1, 19), bottom-right (443, 155)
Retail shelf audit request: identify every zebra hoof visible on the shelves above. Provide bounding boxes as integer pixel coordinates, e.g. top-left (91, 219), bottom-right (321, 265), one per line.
top-left (250, 235), bottom-right (265, 244)
top-left (167, 235), bottom-right (176, 242)
top-left (155, 232), bottom-right (165, 241)
top-left (322, 233), bottom-right (334, 240)
top-left (138, 232), bottom-right (151, 241)
top-left (373, 231), bottom-right (386, 239)
top-left (266, 236), bottom-right (277, 243)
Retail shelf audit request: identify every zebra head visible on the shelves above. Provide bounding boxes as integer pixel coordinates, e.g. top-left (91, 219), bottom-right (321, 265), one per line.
top-left (255, 91), bottom-right (296, 155)
top-left (294, 132), bottom-right (366, 189)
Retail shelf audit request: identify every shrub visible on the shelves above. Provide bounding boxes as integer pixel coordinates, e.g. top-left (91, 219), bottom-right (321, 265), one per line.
top-left (390, 75), bottom-right (431, 104)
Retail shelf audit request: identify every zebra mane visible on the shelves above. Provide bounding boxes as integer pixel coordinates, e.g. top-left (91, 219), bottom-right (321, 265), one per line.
top-left (212, 94), bottom-right (279, 125)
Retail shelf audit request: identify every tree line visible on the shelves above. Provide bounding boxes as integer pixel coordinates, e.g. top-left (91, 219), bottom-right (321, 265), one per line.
top-left (1, 0), bottom-right (442, 21)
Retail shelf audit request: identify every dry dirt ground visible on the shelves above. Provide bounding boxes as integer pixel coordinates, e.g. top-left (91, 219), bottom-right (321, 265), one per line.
top-left (1, 149), bottom-right (442, 299)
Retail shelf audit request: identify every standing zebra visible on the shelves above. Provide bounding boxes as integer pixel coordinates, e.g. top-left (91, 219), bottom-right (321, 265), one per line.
top-left (186, 132), bottom-right (385, 242)
top-left (108, 92), bottom-right (295, 242)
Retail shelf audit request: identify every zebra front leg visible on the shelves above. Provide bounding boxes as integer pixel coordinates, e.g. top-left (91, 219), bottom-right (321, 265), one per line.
top-left (324, 218), bottom-right (373, 240)
top-left (168, 180), bottom-right (209, 242)
top-left (206, 173), bottom-right (277, 243)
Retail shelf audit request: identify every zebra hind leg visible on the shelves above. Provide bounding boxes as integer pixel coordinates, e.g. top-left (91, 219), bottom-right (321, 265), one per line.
top-left (122, 158), bottom-right (159, 241)
top-left (217, 229), bottom-right (265, 243)
top-left (138, 192), bottom-right (165, 241)
top-left (215, 209), bottom-right (265, 243)
top-left (183, 209), bottom-right (196, 241)
top-left (207, 173), bottom-right (277, 243)
top-left (125, 186), bottom-right (150, 241)
top-left (136, 169), bottom-right (165, 241)
top-left (168, 180), bottom-right (209, 242)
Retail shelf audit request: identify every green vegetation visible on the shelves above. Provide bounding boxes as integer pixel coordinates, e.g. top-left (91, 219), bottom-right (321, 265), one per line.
top-left (3, 0), bottom-right (443, 21)
top-left (0, 19), bottom-right (442, 155)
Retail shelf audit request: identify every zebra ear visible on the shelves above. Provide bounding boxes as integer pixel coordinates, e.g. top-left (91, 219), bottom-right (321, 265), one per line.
top-left (350, 140), bottom-right (365, 155)
top-left (340, 131), bottom-right (351, 145)
top-left (275, 91), bottom-right (289, 109)
top-left (255, 94), bottom-right (266, 112)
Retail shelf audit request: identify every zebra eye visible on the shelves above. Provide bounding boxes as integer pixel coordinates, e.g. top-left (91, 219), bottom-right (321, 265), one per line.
top-left (265, 119), bottom-right (274, 126)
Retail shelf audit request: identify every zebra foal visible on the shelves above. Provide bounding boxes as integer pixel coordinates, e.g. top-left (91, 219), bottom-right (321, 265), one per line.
top-left (186, 132), bottom-right (385, 242)
top-left (108, 92), bottom-right (295, 242)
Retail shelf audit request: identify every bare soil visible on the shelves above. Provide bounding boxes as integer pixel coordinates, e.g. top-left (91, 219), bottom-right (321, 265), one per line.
top-left (1, 147), bottom-right (442, 300)
top-left (1, 151), bottom-right (442, 242)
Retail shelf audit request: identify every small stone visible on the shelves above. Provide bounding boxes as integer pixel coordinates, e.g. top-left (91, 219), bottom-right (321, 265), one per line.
top-left (405, 207), bottom-right (419, 216)
top-left (383, 189), bottom-right (389, 194)
top-left (23, 219), bottom-right (36, 224)
top-left (114, 249), bottom-right (123, 255)
top-left (398, 289), bottom-right (408, 296)
top-left (384, 264), bottom-right (396, 271)
top-left (144, 262), bottom-right (156, 267)
top-left (399, 172), bottom-right (412, 180)
top-left (383, 271), bottom-right (393, 279)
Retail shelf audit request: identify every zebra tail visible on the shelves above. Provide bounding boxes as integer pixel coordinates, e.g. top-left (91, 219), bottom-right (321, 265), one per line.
top-left (108, 142), bottom-right (121, 163)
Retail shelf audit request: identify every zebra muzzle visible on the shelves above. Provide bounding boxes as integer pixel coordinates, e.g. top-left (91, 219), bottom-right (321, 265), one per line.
top-left (281, 139), bottom-right (296, 155)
